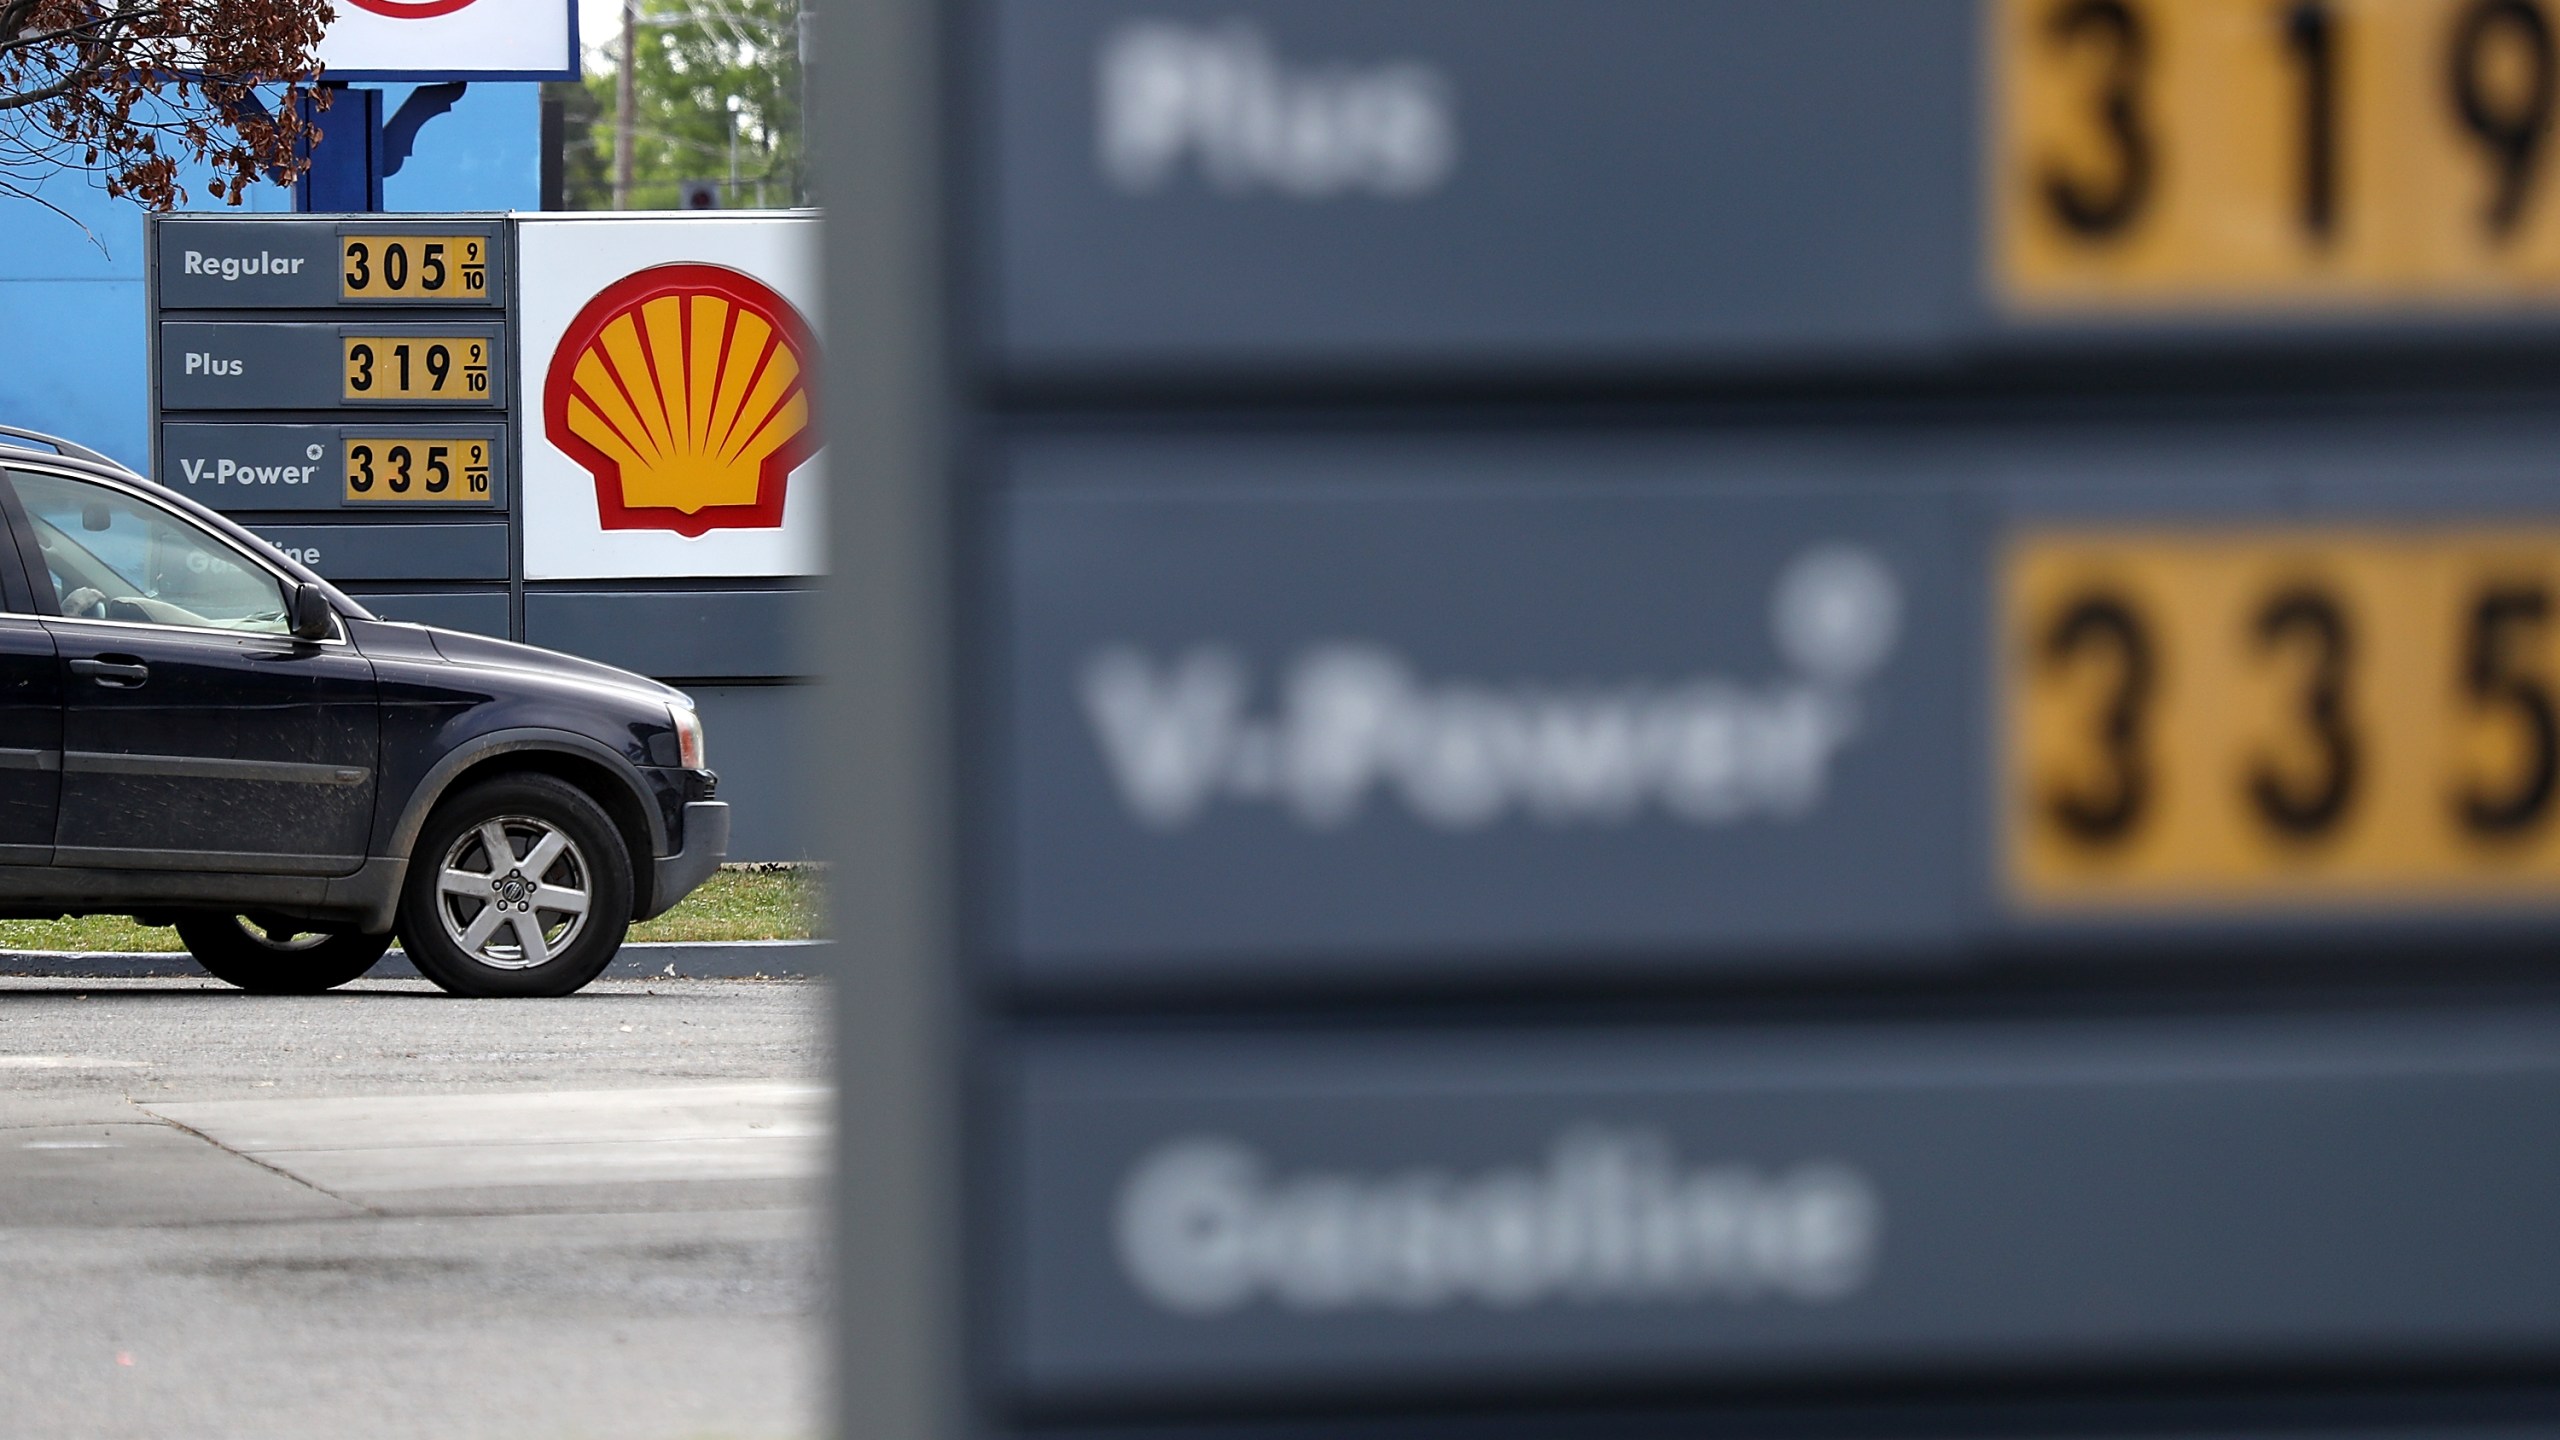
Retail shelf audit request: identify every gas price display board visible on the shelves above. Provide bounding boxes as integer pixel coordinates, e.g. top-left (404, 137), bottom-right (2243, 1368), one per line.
top-left (150, 216), bottom-right (514, 638)
top-left (831, 4), bottom-right (2560, 1440)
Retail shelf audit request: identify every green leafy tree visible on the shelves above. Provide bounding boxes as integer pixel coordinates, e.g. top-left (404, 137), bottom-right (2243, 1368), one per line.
top-left (570, 0), bottom-right (804, 211)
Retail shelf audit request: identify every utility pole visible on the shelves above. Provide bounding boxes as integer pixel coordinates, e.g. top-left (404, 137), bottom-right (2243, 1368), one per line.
top-left (797, 0), bottom-right (813, 205)
top-left (614, 0), bottom-right (639, 210)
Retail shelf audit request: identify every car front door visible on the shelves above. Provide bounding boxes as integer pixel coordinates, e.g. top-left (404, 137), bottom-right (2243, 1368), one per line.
top-left (5, 467), bottom-right (378, 874)
top-left (0, 515), bottom-right (61, 863)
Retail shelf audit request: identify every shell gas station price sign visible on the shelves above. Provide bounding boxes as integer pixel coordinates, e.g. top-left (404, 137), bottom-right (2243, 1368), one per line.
top-left (343, 436), bottom-right (494, 504)
top-left (2007, 528), bottom-right (2560, 908)
top-left (1996, 0), bottom-right (2560, 308)
top-left (340, 234), bottom-right (490, 303)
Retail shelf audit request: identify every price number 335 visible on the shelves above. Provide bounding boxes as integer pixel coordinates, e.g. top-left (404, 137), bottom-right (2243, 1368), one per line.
top-left (2011, 535), bottom-right (2560, 900)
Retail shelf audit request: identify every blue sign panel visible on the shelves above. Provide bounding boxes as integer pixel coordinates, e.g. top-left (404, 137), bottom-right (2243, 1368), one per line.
top-left (1005, 1006), bottom-right (2560, 1406)
top-left (984, 0), bottom-right (1975, 379)
top-left (995, 435), bottom-right (1981, 988)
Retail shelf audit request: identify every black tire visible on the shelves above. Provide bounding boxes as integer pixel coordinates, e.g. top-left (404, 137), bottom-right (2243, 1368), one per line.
top-left (178, 915), bottom-right (392, 995)
top-left (397, 773), bottom-right (634, 998)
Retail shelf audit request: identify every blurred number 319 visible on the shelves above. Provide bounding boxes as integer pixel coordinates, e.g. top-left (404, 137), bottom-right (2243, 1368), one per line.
top-left (1998, 0), bottom-right (2560, 306)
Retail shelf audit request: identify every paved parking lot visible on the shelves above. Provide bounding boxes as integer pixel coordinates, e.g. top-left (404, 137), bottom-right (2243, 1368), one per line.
top-left (0, 976), bottom-right (825, 1440)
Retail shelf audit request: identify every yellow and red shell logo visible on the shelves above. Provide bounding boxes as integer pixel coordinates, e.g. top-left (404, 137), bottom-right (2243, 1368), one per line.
top-left (544, 263), bottom-right (818, 538)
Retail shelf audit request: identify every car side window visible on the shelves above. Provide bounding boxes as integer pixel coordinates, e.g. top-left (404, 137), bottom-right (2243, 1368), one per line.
top-left (9, 471), bottom-right (292, 635)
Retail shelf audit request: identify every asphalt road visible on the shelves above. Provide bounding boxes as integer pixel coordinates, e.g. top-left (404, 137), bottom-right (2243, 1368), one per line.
top-left (0, 975), bottom-right (825, 1440)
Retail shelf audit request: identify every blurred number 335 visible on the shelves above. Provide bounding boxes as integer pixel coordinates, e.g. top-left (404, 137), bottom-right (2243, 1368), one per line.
top-left (2008, 530), bottom-right (2560, 908)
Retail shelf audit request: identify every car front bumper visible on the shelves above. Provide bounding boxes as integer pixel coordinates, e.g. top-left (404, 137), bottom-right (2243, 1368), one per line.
top-left (646, 800), bottom-right (731, 920)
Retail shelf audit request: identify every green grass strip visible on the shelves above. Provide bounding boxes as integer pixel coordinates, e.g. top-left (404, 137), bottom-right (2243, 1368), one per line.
top-left (0, 865), bottom-right (823, 956)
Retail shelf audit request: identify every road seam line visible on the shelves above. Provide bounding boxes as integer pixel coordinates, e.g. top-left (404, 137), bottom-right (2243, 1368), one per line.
top-left (134, 1103), bottom-right (383, 1217)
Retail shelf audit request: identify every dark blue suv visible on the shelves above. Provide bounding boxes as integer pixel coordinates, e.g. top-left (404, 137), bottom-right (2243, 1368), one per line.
top-left (0, 429), bottom-right (728, 996)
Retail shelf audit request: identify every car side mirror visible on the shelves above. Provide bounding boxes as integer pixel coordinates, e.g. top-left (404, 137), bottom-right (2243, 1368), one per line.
top-left (288, 582), bottom-right (334, 642)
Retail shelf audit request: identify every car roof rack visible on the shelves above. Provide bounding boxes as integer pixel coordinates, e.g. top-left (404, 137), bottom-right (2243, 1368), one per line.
top-left (0, 425), bottom-right (122, 471)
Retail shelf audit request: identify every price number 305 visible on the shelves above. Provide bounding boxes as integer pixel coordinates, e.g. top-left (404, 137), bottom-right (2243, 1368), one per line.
top-left (2009, 533), bottom-right (2560, 904)
top-left (340, 235), bottom-right (490, 301)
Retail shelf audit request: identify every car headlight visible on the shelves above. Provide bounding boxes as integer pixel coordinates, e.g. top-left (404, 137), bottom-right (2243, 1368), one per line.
top-left (670, 703), bottom-right (707, 770)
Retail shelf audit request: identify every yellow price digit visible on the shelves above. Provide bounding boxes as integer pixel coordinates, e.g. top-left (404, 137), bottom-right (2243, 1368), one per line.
top-left (340, 235), bottom-right (490, 301)
top-left (342, 336), bottom-right (492, 402)
top-left (343, 438), bottom-right (496, 503)
top-left (2008, 529), bottom-right (2560, 908)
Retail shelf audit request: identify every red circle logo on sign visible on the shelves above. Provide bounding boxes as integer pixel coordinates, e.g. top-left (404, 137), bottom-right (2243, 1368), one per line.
top-left (545, 263), bottom-right (820, 538)
top-left (345, 0), bottom-right (483, 17)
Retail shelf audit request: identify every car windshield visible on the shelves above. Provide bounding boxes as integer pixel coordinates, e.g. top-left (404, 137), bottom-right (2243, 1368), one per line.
top-left (11, 472), bottom-right (289, 634)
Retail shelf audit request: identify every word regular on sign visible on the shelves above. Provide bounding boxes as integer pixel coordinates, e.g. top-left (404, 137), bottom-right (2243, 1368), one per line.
top-left (2008, 526), bottom-right (2560, 906)
top-left (1996, 0), bottom-right (2560, 307)
top-left (182, 250), bottom-right (307, 281)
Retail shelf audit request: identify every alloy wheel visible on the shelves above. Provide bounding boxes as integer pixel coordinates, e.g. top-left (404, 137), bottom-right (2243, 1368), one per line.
top-left (433, 815), bottom-right (593, 970)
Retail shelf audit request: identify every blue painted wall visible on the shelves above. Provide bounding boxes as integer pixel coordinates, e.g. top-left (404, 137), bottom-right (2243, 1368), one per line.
top-left (0, 83), bottom-right (541, 471)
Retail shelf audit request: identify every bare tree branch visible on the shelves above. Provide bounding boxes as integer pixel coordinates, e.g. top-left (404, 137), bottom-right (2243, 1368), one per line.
top-left (0, 0), bottom-right (335, 209)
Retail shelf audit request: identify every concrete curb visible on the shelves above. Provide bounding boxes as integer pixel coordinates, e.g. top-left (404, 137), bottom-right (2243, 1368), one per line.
top-left (0, 938), bottom-right (827, 981)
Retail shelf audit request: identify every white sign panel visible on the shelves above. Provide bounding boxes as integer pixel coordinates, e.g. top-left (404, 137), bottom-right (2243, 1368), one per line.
top-left (318, 0), bottom-right (578, 82)
top-left (516, 214), bottom-right (824, 581)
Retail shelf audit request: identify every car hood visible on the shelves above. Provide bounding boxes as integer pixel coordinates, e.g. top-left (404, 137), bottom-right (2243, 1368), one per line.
top-left (417, 626), bottom-right (690, 708)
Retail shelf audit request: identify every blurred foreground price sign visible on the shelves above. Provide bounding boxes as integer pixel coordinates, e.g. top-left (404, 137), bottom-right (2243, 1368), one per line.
top-left (1997, 0), bottom-right (2560, 308)
top-left (826, 4), bottom-right (2560, 1440)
